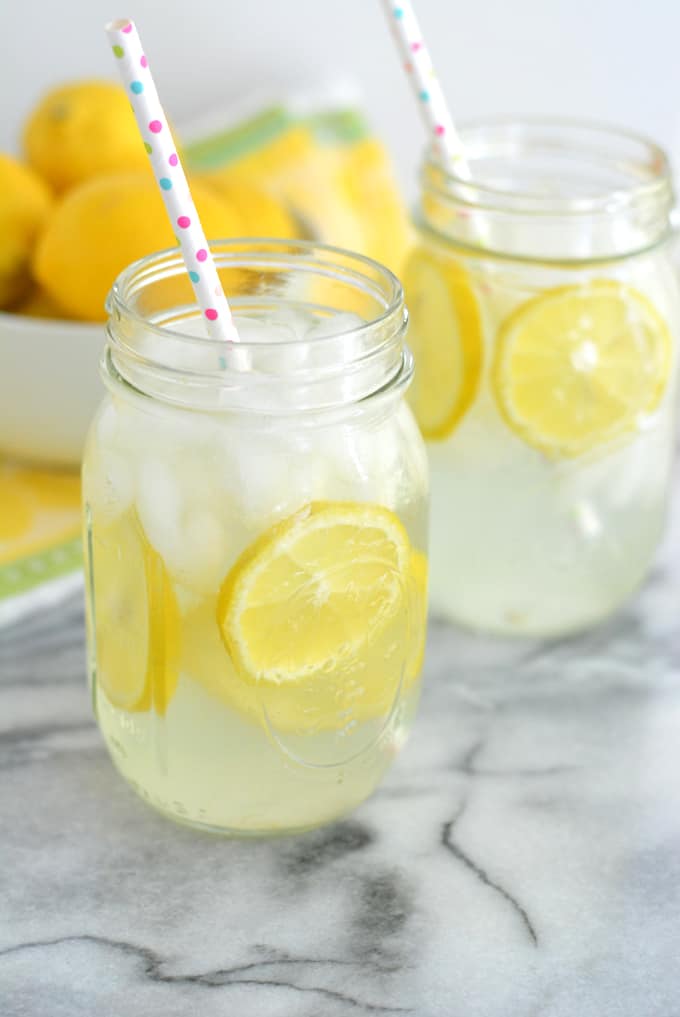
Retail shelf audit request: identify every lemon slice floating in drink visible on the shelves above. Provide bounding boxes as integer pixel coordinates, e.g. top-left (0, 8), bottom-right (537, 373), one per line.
top-left (92, 509), bottom-right (179, 714)
top-left (217, 501), bottom-right (424, 733)
top-left (492, 280), bottom-right (672, 458)
top-left (402, 247), bottom-right (483, 440)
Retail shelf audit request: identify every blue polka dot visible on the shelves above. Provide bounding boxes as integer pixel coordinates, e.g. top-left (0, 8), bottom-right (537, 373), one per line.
top-left (130, 80), bottom-right (144, 94)
top-left (419, 90), bottom-right (430, 101)
top-left (394, 7), bottom-right (404, 16)
top-left (189, 270), bottom-right (200, 283)
top-left (159, 177), bottom-right (172, 190)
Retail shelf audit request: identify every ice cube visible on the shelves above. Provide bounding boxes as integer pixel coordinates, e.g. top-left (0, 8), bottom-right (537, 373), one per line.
top-left (174, 584), bottom-right (203, 617)
top-left (305, 311), bottom-right (364, 342)
top-left (234, 313), bottom-right (311, 379)
top-left (558, 425), bottom-right (670, 511)
top-left (220, 424), bottom-right (325, 529)
top-left (95, 402), bottom-right (120, 448)
top-left (170, 508), bottom-right (231, 595)
top-left (234, 314), bottom-right (302, 344)
top-left (572, 499), bottom-right (603, 539)
top-left (85, 447), bottom-right (135, 523)
top-left (136, 459), bottom-right (182, 563)
top-left (311, 404), bottom-right (426, 510)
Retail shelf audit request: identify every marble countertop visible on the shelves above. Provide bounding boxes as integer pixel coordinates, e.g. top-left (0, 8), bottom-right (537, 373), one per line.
top-left (2, 494), bottom-right (680, 1017)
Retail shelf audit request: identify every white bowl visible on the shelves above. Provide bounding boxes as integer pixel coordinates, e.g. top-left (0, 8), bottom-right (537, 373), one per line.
top-left (0, 311), bottom-right (105, 467)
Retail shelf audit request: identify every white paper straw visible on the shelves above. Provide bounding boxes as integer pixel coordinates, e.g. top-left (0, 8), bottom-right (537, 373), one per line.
top-left (106, 18), bottom-right (239, 342)
top-left (380, 1), bottom-right (470, 178)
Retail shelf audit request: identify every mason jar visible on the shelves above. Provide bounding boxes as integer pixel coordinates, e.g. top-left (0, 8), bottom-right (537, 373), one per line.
top-left (403, 119), bottom-right (680, 636)
top-left (82, 239), bottom-right (429, 835)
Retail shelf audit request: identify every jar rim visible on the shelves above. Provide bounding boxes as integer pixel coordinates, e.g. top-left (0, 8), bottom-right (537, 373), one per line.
top-left (107, 237), bottom-right (405, 347)
top-left (104, 239), bottom-right (412, 416)
top-left (423, 115), bottom-right (673, 217)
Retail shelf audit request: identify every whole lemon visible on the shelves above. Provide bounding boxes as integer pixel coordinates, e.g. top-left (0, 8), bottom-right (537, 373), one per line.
top-left (0, 153), bottom-right (52, 309)
top-left (15, 285), bottom-right (70, 320)
top-left (23, 80), bottom-right (149, 193)
top-left (33, 172), bottom-right (244, 321)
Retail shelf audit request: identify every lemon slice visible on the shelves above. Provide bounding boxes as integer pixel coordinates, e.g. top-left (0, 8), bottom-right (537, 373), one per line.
top-left (218, 501), bottom-right (412, 684)
top-left (181, 537), bottom-right (428, 734)
top-left (181, 597), bottom-right (261, 724)
top-left (91, 509), bottom-right (179, 714)
top-left (403, 246), bottom-right (483, 440)
top-left (216, 501), bottom-right (424, 733)
top-left (493, 280), bottom-right (672, 458)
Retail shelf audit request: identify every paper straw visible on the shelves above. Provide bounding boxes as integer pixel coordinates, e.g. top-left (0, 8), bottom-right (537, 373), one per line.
top-left (380, 1), bottom-right (470, 177)
top-left (106, 18), bottom-right (239, 342)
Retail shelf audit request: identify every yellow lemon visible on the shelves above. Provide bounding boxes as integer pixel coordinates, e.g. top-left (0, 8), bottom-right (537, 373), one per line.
top-left (340, 139), bottom-right (412, 276)
top-left (199, 172), bottom-right (298, 238)
top-left (23, 80), bottom-right (149, 193)
top-left (403, 246), bottom-right (483, 440)
top-left (33, 171), bottom-right (243, 321)
top-left (205, 126), bottom-right (316, 190)
top-left (492, 280), bottom-right (673, 458)
top-left (0, 462), bottom-right (80, 565)
top-left (216, 502), bottom-right (424, 733)
top-left (230, 133), bottom-right (365, 250)
top-left (91, 509), bottom-right (179, 714)
top-left (15, 285), bottom-right (70, 319)
top-left (284, 146), bottom-right (366, 250)
top-left (181, 597), bottom-right (261, 724)
top-left (0, 153), bottom-right (52, 309)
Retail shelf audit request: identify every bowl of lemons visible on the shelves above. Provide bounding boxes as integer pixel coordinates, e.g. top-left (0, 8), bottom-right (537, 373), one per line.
top-left (0, 79), bottom-right (412, 468)
top-left (0, 81), bottom-right (300, 467)
top-left (0, 80), bottom-right (148, 468)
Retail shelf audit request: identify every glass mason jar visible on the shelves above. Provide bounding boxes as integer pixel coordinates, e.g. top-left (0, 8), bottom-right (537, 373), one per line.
top-left (82, 239), bottom-right (428, 835)
top-left (404, 119), bottom-right (680, 637)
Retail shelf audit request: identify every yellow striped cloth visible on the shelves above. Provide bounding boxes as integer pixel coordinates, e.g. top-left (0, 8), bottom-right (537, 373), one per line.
top-left (0, 459), bottom-right (82, 605)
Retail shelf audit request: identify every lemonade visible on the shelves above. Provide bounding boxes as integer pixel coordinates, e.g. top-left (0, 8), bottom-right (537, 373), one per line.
top-left (82, 241), bottom-right (428, 834)
top-left (404, 121), bottom-right (680, 636)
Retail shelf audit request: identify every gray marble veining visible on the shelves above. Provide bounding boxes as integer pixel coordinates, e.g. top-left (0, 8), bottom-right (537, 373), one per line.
top-left (2, 481), bottom-right (680, 1017)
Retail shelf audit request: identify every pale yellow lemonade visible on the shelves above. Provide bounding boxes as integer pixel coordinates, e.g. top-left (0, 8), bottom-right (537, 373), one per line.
top-left (403, 123), bottom-right (680, 636)
top-left (82, 242), bottom-right (428, 834)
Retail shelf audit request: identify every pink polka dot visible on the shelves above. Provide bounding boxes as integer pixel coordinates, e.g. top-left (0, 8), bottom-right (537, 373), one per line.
top-left (435, 125), bottom-right (446, 136)
top-left (205, 308), bottom-right (218, 321)
top-left (140, 54), bottom-right (148, 68)
top-left (196, 248), bottom-right (207, 262)
top-left (177, 215), bottom-right (191, 229)
top-left (168, 153), bottom-right (178, 167)
top-left (122, 22), bottom-right (132, 33)
top-left (411, 41), bottom-right (422, 51)
top-left (149, 119), bottom-right (162, 133)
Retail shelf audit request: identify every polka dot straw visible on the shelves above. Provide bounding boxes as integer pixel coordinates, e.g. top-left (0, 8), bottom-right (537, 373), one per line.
top-left (380, 1), bottom-right (470, 177)
top-left (105, 19), bottom-right (239, 342)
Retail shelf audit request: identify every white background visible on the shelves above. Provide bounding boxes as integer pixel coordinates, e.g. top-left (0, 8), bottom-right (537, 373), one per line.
top-left (3, 0), bottom-right (680, 194)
